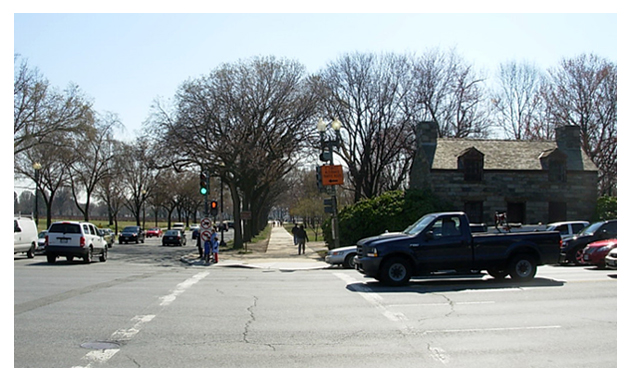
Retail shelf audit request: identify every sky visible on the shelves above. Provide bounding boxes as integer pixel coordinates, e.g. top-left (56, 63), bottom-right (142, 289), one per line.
top-left (12, 8), bottom-right (619, 143)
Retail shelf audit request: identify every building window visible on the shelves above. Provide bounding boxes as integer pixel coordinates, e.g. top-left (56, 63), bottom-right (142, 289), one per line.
top-left (549, 160), bottom-right (567, 182)
top-left (539, 148), bottom-right (567, 183)
top-left (507, 202), bottom-right (526, 224)
top-left (464, 201), bottom-right (484, 223)
top-left (458, 147), bottom-right (484, 182)
top-left (549, 202), bottom-right (567, 222)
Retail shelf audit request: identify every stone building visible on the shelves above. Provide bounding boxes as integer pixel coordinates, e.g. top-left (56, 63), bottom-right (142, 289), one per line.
top-left (410, 122), bottom-right (598, 225)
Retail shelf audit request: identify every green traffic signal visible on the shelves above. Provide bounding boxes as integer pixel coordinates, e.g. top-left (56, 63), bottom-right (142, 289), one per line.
top-left (200, 172), bottom-right (208, 195)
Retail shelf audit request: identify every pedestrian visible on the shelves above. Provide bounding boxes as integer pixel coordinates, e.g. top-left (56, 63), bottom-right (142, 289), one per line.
top-left (296, 225), bottom-right (308, 255)
top-left (211, 227), bottom-right (219, 263)
top-left (291, 223), bottom-right (299, 245)
top-left (193, 229), bottom-right (202, 258)
top-left (203, 238), bottom-right (211, 264)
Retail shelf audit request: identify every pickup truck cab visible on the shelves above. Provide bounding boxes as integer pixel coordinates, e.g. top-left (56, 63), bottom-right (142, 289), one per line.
top-left (355, 212), bottom-right (561, 286)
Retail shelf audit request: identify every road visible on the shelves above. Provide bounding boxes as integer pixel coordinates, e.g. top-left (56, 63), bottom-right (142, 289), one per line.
top-left (14, 238), bottom-right (617, 368)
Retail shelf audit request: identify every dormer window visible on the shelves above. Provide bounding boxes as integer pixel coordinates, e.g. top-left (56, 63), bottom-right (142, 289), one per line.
top-left (548, 159), bottom-right (567, 182)
top-left (458, 147), bottom-right (484, 182)
top-left (539, 148), bottom-right (567, 183)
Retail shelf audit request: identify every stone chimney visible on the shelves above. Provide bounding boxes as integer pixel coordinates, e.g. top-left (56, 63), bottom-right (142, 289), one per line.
top-left (555, 125), bottom-right (581, 150)
top-left (555, 125), bottom-right (583, 170)
top-left (409, 121), bottom-right (438, 190)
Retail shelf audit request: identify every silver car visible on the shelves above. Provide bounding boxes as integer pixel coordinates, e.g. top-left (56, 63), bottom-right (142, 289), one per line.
top-left (325, 246), bottom-right (357, 269)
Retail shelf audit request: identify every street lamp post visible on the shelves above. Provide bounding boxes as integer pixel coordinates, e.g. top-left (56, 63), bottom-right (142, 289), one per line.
top-left (32, 162), bottom-right (41, 228)
top-left (317, 118), bottom-right (342, 249)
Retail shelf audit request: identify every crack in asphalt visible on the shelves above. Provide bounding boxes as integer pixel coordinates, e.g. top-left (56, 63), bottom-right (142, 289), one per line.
top-left (242, 296), bottom-right (275, 351)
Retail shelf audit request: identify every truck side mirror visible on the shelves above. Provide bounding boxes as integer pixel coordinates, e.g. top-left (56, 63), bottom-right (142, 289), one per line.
top-left (424, 230), bottom-right (434, 240)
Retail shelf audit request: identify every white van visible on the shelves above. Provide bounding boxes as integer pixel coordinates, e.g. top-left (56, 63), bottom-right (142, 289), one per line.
top-left (14, 215), bottom-right (38, 258)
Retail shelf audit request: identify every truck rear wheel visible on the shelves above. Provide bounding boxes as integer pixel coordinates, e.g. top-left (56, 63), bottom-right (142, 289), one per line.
top-left (509, 254), bottom-right (537, 281)
top-left (379, 257), bottom-right (412, 286)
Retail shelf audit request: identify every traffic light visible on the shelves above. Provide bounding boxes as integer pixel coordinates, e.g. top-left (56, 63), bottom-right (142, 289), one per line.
top-left (324, 198), bottom-right (335, 214)
top-left (315, 166), bottom-right (325, 193)
top-left (199, 172), bottom-right (208, 195)
top-left (319, 150), bottom-right (331, 162)
top-left (210, 200), bottom-right (218, 216)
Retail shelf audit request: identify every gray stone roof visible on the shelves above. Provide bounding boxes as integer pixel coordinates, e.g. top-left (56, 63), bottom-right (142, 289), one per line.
top-left (431, 138), bottom-right (598, 171)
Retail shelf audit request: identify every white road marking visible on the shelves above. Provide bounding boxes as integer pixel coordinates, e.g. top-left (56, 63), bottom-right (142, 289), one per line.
top-left (78, 314), bottom-right (155, 368)
top-left (423, 325), bottom-right (562, 335)
top-left (77, 271), bottom-right (210, 367)
top-left (334, 272), bottom-right (563, 365)
top-left (160, 271), bottom-right (210, 306)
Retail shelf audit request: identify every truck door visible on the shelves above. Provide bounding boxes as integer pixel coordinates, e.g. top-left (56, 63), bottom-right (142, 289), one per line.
top-left (413, 216), bottom-right (472, 270)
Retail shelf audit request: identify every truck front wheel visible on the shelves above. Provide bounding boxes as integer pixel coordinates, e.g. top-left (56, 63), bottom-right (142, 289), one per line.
top-left (509, 254), bottom-right (537, 281)
top-left (487, 268), bottom-right (508, 279)
top-left (379, 257), bottom-right (412, 286)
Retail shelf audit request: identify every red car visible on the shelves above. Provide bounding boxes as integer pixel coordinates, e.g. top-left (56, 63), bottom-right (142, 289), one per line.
top-left (146, 227), bottom-right (163, 238)
top-left (579, 238), bottom-right (617, 268)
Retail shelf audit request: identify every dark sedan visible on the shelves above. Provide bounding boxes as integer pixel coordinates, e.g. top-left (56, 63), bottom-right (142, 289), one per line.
top-left (560, 220), bottom-right (616, 264)
top-left (119, 226), bottom-right (146, 244)
top-left (162, 230), bottom-right (187, 246)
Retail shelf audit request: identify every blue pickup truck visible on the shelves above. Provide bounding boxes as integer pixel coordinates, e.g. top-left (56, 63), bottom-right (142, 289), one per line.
top-left (354, 212), bottom-right (562, 286)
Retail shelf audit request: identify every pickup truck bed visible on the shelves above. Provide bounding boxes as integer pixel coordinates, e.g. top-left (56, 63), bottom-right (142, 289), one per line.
top-left (355, 212), bottom-right (561, 286)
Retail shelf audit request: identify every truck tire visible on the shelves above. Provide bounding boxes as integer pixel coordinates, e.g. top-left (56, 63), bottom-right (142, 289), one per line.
top-left (379, 257), bottom-right (412, 286)
top-left (47, 254), bottom-right (56, 264)
top-left (509, 254), bottom-right (537, 281)
top-left (487, 268), bottom-right (508, 279)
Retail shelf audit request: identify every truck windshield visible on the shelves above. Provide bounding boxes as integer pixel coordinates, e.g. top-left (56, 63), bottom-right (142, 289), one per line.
top-left (403, 214), bottom-right (436, 235)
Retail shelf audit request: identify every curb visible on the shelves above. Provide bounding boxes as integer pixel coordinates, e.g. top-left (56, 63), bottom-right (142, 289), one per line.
top-left (179, 254), bottom-right (332, 271)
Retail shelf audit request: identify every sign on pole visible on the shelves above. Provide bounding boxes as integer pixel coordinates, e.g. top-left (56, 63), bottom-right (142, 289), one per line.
top-left (201, 229), bottom-right (213, 242)
top-left (321, 165), bottom-right (344, 185)
top-left (200, 217), bottom-right (212, 230)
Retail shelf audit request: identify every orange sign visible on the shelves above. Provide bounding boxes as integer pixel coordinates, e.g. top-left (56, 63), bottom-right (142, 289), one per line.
top-left (321, 165), bottom-right (344, 185)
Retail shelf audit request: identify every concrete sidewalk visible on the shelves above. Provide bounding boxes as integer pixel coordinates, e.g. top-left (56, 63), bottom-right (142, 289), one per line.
top-left (180, 225), bottom-right (331, 271)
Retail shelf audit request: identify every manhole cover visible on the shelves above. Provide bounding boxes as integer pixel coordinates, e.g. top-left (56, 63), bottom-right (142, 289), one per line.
top-left (80, 341), bottom-right (120, 350)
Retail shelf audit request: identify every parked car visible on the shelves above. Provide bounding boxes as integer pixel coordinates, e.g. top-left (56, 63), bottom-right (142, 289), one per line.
top-left (14, 215), bottom-right (39, 258)
top-left (325, 246), bottom-right (357, 269)
top-left (36, 230), bottom-right (47, 254)
top-left (545, 221), bottom-right (590, 240)
top-left (99, 228), bottom-right (115, 248)
top-left (605, 247), bottom-right (617, 270)
top-left (162, 229), bottom-right (187, 246)
top-left (579, 239), bottom-right (617, 268)
top-left (560, 220), bottom-right (617, 264)
top-left (146, 227), bottom-right (163, 238)
top-left (119, 226), bottom-right (146, 244)
top-left (45, 221), bottom-right (108, 263)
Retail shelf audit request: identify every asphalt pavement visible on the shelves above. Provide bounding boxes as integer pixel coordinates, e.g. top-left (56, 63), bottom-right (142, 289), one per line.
top-left (180, 225), bottom-right (331, 271)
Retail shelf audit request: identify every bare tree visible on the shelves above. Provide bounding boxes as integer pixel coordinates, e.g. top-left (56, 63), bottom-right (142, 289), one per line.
top-left (544, 54), bottom-right (617, 195)
top-left (316, 52), bottom-right (417, 202)
top-left (66, 113), bottom-right (120, 221)
top-left (147, 56), bottom-right (318, 248)
top-left (14, 55), bottom-right (92, 156)
top-left (491, 60), bottom-right (549, 140)
top-left (119, 140), bottom-right (159, 226)
top-left (412, 48), bottom-right (491, 138)
top-left (95, 139), bottom-right (127, 232)
top-left (14, 136), bottom-right (71, 228)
